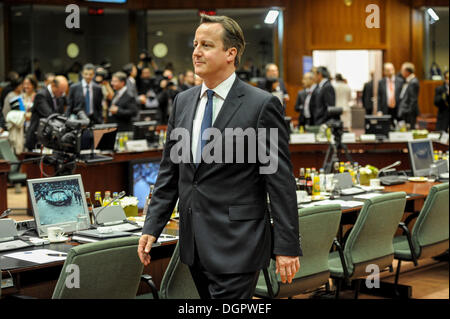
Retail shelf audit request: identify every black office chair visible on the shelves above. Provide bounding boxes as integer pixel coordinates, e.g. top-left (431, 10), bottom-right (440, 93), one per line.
top-left (0, 139), bottom-right (27, 194)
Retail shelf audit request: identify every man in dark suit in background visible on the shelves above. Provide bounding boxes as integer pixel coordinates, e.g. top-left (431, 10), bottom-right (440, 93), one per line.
top-left (66, 63), bottom-right (103, 124)
top-left (25, 75), bottom-right (68, 150)
top-left (108, 71), bottom-right (138, 132)
top-left (311, 66), bottom-right (335, 125)
top-left (362, 72), bottom-right (374, 115)
top-left (398, 62), bottom-right (420, 129)
top-left (294, 72), bottom-right (315, 126)
top-left (138, 14), bottom-right (301, 299)
top-left (378, 62), bottom-right (404, 125)
top-left (258, 63), bottom-right (289, 107)
top-left (434, 70), bottom-right (449, 132)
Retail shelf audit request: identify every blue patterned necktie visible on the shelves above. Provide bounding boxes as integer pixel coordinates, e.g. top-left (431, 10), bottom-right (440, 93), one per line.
top-left (85, 85), bottom-right (91, 115)
top-left (196, 89), bottom-right (214, 165)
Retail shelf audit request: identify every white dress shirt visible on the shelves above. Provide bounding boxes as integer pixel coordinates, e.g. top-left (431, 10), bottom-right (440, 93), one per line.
top-left (191, 72), bottom-right (236, 161)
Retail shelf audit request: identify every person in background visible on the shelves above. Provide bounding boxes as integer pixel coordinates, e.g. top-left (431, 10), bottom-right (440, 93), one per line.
top-left (156, 68), bottom-right (181, 124)
top-left (378, 62), bottom-right (404, 127)
top-left (25, 75), bottom-right (68, 150)
top-left (362, 72), bottom-right (374, 115)
top-left (44, 73), bottom-right (55, 87)
top-left (311, 66), bottom-right (335, 125)
top-left (67, 63), bottom-right (104, 125)
top-left (333, 73), bottom-right (352, 129)
top-left (294, 72), bottom-right (315, 127)
top-left (94, 67), bottom-right (114, 123)
top-left (2, 77), bottom-right (23, 121)
top-left (5, 96), bottom-right (26, 155)
top-left (123, 63), bottom-right (139, 99)
top-left (434, 70), bottom-right (449, 132)
top-left (137, 67), bottom-right (159, 110)
top-left (258, 63), bottom-right (289, 107)
top-left (1, 71), bottom-right (20, 133)
top-left (398, 62), bottom-right (420, 129)
top-left (21, 74), bottom-right (38, 131)
top-left (108, 71), bottom-right (138, 132)
top-left (180, 70), bottom-right (196, 91)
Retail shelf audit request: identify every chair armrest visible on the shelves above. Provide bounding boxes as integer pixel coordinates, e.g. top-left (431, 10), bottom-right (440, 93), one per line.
top-left (333, 238), bottom-right (349, 280)
top-left (403, 212), bottom-right (419, 228)
top-left (141, 274), bottom-right (159, 299)
top-left (398, 222), bottom-right (418, 266)
top-left (262, 268), bottom-right (275, 298)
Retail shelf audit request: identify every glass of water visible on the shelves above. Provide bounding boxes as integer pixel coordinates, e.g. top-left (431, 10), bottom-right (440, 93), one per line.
top-left (76, 214), bottom-right (89, 232)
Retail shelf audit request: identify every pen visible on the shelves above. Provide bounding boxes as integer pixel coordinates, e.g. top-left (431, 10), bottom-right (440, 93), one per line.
top-left (46, 253), bottom-right (67, 257)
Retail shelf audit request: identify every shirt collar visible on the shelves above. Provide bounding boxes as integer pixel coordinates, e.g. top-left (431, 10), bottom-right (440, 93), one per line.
top-left (117, 85), bottom-right (128, 97)
top-left (82, 79), bottom-right (91, 88)
top-left (47, 84), bottom-right (55, 99)
top-left (319, 79), bottom-right (327, 88)
top-left (405, 73), bottom-right (415, 83)
top-left (200, 72), bottom-right (236, 100)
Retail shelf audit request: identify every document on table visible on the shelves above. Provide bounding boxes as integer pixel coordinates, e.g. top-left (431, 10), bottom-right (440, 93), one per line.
top-left (300, 199), bottom-right (364, 208)
top-left (353, 193), bottom-right (383, 200)
top-left (3, 249), bottom-right (67, 264)
top-left (131, 232), bottom-right (178, 243)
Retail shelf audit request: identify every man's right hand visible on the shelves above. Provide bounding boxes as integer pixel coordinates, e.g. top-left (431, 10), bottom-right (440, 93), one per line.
top-left (138, 234), bottom-right (157, 266)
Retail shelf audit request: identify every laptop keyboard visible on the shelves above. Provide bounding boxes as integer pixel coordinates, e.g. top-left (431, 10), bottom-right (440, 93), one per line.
top-left (0, 240), bottom-right (30, 252)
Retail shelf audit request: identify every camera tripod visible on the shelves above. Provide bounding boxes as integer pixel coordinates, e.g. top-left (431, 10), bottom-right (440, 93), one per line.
top-left (322, 121), bottom-right (353, 174)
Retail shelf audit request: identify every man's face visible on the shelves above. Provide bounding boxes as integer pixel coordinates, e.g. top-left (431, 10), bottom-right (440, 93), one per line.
top-left (141, 68), bottom-right (151, 79)
top-left (384, 64), bottom-right (395, 78)
top-left (185, 71), bottom-right (195, 85)
top-left (52, 82), bottom-right (68, 98)
top-left (313, 71), bottom-right (322, 83)
top-left (192, 23), bottom-right (233, 81)
top-left (82, 69), bottom-right (95, 84)
top-left (111, 76), bottom-right (125, 91)
top-left (303, 75), bottom-right (313, 88)
top-left (266, 65), bottom-right (279, 79)
top-left (401, 67), bottom-right (409, 79)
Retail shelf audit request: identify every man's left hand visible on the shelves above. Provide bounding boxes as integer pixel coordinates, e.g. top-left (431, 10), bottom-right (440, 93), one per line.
top-left (275, 255), bottom-right (300, 284)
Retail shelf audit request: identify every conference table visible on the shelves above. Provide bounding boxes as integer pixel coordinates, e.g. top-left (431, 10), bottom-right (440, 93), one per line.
top-left (0, 180), bottom-right (443, 299)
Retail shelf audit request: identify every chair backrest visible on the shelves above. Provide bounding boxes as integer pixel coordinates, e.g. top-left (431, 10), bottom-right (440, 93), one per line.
top-left (256, 204), bottom-right (342, 297)
top-left (159, 241), bottom-right (199, 299)
top-left (0, 139), bottom-right (19, 173)
top-left (411, 183), bottom-right (449, 259)
top-left (52, 237), bottom-right (143, 299)
top-left (343, 192), bottom-right (406, 277)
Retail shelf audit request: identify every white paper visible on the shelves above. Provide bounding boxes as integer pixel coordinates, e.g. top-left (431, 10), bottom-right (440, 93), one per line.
top-left (299, 199), bottom-right (364, 209)
top-left (3, 249), bottom-right (67, 264)
top-left (290, 133), bottom-right (316, 143)
top-left (353, 193), bottom-right (383, 199)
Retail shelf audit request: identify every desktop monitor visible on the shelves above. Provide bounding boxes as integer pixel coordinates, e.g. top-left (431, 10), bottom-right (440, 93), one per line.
top-left (365, 115), bottom-right (391, 139)
top-left (129, 159), bottom-right (161, 210)
top-left (93, 123), bottom-right (118, 151)
top-left (132, 121), bottom-right (158, 144)
top-left (27, 174), bottom-right (90, 237)
top-left (407, 139), bottom-right (435, 177)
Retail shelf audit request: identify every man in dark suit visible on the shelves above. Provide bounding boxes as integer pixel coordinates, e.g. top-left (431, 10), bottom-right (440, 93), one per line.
top-left (25, 76), bottom-right (68, 150)
top-left (362, 72), bottom-right (374, 115)
top-left (311, 66), bottom-right (335, 125)
top-left (108, 71), bottom-right (138, 132)
top-left (434, 70), bottom-right (449, 132)
top-left (138, 14), bottom-right (301, 299)
top-left (66, 63), bottom-right (103, 124)
top-left (257, 63), bottom-right (289, 107)
top-left (398, 62), bottom-right (420, 129)
top-left (294, 72), bottom-right (315, 126)
top-left (377, 62), bottom-right (404, 125)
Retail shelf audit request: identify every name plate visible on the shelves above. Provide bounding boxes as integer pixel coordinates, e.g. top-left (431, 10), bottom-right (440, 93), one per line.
top-left (126, 140), bottom-right (149, 152)
top-left (427, 133), bottom-right (441, 141)
top-left (342, 133), bottom-right (356, 143)
top-left (440, 132), bottom-right (449, 144)
top-left (389, 132), bottom-right (413, 142)
top-left (360, 134), bottom-right (376, 142)
top-left (290, 133), bottom-right (316, 144)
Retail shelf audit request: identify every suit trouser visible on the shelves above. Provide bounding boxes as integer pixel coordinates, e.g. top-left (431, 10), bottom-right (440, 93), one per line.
top-left (188, 242), bottom-right (260, 299)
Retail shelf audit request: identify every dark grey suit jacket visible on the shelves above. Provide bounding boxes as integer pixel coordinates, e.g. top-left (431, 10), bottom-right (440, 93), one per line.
top-left (142, 77), bottom-right (301, 274)
top-left (397, 77), bottom-right (420, 121)
top-left (294, 89), bottom-right (308, 126)
top-left (67, 81), bottom-right (103, 124)
top-left (312, 80), bottom-right (335, 125)
top-left (377, 76), bottom-right (404, 115)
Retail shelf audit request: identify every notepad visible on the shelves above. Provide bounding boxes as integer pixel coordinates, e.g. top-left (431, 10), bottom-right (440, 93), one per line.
top-left (3, 249), bottom-right (67, 264)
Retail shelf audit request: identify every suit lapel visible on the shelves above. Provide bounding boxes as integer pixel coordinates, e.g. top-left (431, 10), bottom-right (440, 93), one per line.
top-left (185, 86), bottom-right (201, 170)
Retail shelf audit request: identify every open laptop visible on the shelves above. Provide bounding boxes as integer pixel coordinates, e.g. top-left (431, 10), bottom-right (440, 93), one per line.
top-left (0, 219), bottom-right (32, 252)
top-left (333, 173), bottom-right (366, 196)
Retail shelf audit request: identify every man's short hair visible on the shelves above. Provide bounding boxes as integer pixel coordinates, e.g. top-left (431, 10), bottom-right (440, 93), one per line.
top-left (83, 63), bottom-right (96, 72)
top-left (199, 14), bottom-right (245, 68)
top-left (122, 63), bottom-right (135, 77)
top-left (402, 62), bottom-right (415, 74)
top-left (265, 63), bottom-right (278, 73)
top-left (315, 66), bottom-right (330, 79)
top-left (113, 71), bottom-right (127, 83)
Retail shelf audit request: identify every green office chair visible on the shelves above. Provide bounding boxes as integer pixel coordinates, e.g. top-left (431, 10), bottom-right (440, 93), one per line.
top-left (393, 183), bottom-right (449, 294)
top-left (139, 241), bottom-right (200, 299)
top-left (52, 237), bottom-right (143, 299)
top-left (254, 204), bottom-right (342, 298)
top-left (0, 139), bottom-right (27, 193)
top-left (328, 192), bottom-right (406, 299)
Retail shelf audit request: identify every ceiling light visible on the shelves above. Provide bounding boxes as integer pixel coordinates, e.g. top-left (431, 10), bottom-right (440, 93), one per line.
top-left (427, 8), bottom-right (439, 22)
top-left (264, 10), bottom-right (279, 24)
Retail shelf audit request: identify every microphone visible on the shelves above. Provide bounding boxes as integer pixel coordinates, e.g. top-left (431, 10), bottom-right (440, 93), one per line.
top-left (0, 209), bottom-right (12, 219)
top-left (378, 161), bottom-right (401, 177)
top-left (91, 191), bottom-right (126, 227)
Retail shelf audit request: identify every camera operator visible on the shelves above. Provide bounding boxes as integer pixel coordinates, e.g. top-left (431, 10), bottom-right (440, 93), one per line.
top-left (25, 75), bottom-right (68, 151)
top-left (137, 67), bottom-right (159, 109)
top-left (137, 50), bottom-right (159, 75)
top-left (66, 64), bottom-right (103, 125)
top-left (108, 71), bottom-right (138, 132)
top-left (155, 68), bottom-right (180, 124)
